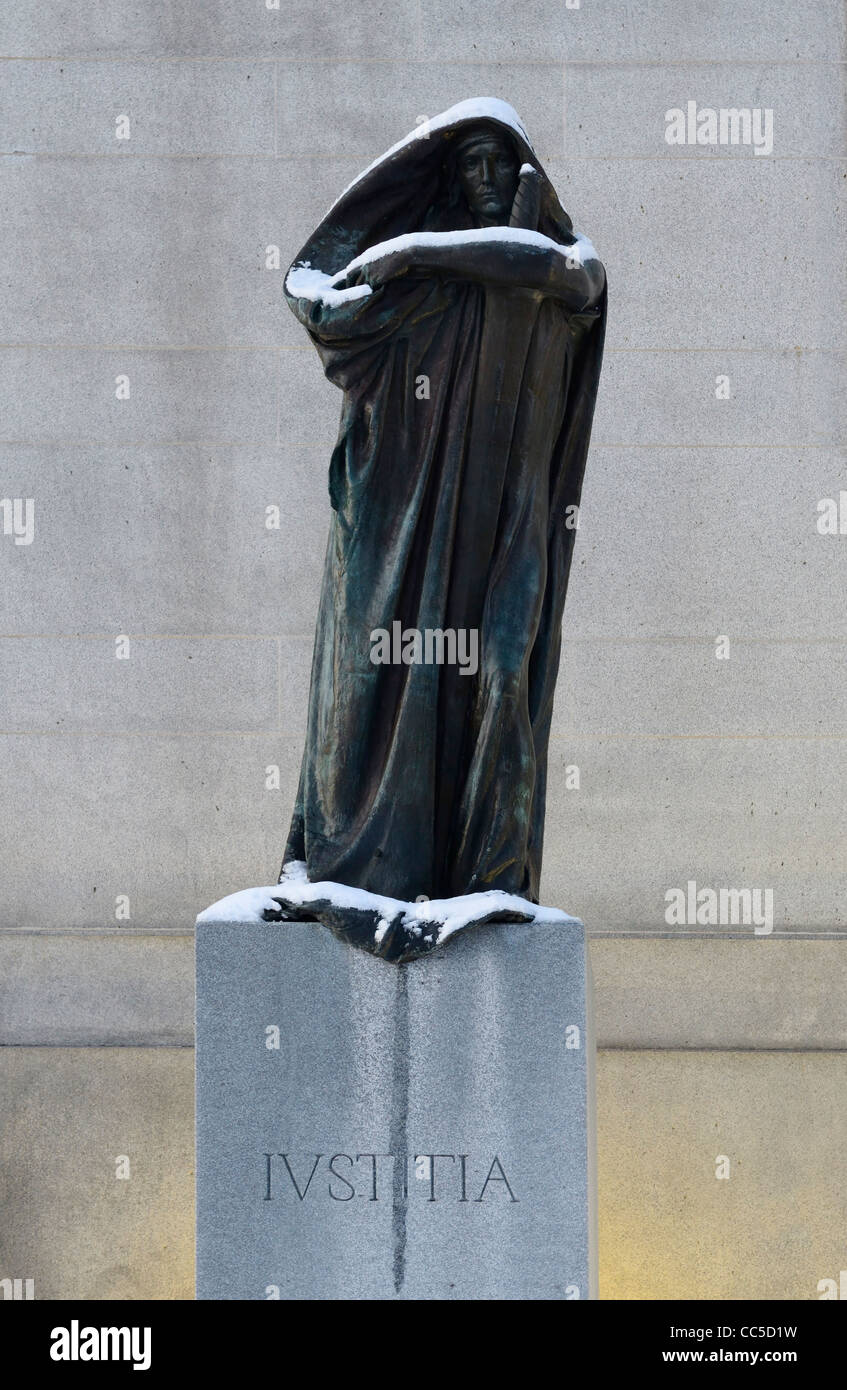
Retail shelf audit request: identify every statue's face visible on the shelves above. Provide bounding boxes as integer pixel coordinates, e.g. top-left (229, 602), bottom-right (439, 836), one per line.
top-left (456, 134), bottom-right (519, 226)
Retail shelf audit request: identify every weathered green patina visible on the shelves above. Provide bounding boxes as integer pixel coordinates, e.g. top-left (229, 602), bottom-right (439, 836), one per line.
top-left (272, 100), bottom-right (606, 960)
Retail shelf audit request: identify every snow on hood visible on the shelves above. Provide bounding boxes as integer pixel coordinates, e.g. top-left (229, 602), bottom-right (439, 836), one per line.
top-left (284, 96), bottom-right (591, 307)
top-left (284, 98), bottom-right (600, 309)
top-left (335, 97), bottom-right (533, 206)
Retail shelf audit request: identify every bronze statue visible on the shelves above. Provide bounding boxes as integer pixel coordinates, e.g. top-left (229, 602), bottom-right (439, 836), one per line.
top-left (268, 99), bottom-right (606, 961)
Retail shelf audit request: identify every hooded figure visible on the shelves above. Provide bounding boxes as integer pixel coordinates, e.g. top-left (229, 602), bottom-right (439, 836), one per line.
top-left (276, 99), bottom-right (606, 955)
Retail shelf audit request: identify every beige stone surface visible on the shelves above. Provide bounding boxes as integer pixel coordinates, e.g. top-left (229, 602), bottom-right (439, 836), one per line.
top-left (0, 15), bottom-right (843, 946)
top-left (590, 939), bottom-right (847, 1050)
top-left (3, 934), bottom-right (846, 1051)
top-left (598, 1051), bottom-right (847, 1301)
top-left (0, 8), bottom-right (843, 1305)
top-left (0, 933), bottom-right (195, 1046)
top-left (0, 1047), bottom-right (193, 1300)
top-left (2, 1046), bottom-right (845, 1300)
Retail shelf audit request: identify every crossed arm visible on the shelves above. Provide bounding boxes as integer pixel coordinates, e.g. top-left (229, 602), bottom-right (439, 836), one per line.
top-left (347, 237), bottom-right (605, 313)
top-left (341, 170), bottom-right (605, 313)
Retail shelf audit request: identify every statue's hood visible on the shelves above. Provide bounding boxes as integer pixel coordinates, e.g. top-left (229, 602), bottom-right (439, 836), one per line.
top-left (288, 98), bottom-right (576, 286)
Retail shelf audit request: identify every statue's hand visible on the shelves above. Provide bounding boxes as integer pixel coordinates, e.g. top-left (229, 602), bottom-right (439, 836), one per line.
top-left (510, 166), bottom-right (542, 231)
top-left (345, 246), bottom-right (412, 291)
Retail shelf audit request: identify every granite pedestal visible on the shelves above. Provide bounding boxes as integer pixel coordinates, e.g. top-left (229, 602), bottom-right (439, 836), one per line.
top-left (195, 917), bottom-right (596, 1300)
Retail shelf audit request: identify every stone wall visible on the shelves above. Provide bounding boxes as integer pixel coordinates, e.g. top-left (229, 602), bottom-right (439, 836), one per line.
top-left (1, 1), bottom-right (844, 1299)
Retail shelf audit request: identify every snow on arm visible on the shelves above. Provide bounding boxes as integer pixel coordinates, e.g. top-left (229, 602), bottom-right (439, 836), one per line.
top-left (287, 227), bottom-right (601, 311)
top-left (285, 261), bottom-right (373, 308)
top-left (343, 225), bottom-right (597, 273)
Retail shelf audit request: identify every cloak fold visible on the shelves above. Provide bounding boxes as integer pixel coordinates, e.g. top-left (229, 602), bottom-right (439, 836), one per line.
top-left (280, 99), bottom-right (606, 913)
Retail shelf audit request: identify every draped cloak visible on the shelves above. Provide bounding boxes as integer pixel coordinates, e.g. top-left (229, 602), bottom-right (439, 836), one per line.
top-left (281, 99), bottom-right (606, 905)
